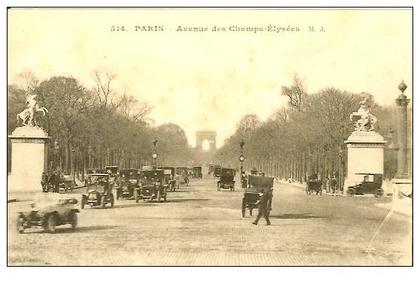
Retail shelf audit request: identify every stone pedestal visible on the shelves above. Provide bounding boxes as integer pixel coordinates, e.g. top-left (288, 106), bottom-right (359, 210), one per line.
top-left (8, 126), bottom-right (50, 193)
top-left (344, 131), bottom-right (386, 195)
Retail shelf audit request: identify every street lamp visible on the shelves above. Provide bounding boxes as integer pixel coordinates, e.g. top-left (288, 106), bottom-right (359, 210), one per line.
top-left (239, 139), bottom-right (245, 187)
top-left (54, 140), bottom-right (60, 170)
top-left (152, 139), bottom-right (158, 169)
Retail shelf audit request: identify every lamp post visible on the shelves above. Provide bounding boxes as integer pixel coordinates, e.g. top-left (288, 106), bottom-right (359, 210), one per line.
top-left (239, 139), bottom-right (245, 187)
top-left (54, 140), bottom-right (60, 171)
top-left (395, 80), bottom-right (410, 178)
top-left (152, 139), bottom-right (158, 169)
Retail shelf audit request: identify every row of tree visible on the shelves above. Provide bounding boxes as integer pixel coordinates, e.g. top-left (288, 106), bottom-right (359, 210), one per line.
top-left (8, 72), bottom-right (193, 179)
top-left (215, 76), bottom-right (403, 189)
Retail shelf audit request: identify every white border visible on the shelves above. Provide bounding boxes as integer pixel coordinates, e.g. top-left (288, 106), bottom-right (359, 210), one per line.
top-left (1, 1), bottom-right (417, 281)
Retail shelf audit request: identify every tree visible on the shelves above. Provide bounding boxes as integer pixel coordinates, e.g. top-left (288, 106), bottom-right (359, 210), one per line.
top-left (281, 74), bottom-right (307, 112)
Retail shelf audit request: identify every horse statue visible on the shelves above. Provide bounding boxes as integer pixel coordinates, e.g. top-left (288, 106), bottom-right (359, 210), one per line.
top-left (16, 94), bottom-right (48, 127)
top-left (349, 93), bottom-right (377, 132)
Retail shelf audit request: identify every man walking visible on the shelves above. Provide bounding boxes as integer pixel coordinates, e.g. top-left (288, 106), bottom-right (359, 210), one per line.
top-left (252, 188), bottom-right (272, 226)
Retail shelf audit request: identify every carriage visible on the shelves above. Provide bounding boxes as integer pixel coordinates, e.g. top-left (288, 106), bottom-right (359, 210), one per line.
top-left (241, 175), bottom-right (273, 217)
top-left (347, 173), bottom-right (384, 197)
top-left (135, 169), bottom-right (167, 202)
top-left (217, 168), bottom-right (236, 191)
top-left (306, 174), bottom-right (322, 195)
top-left (116, 169), bottom-right (140, 199)
top-left (81, 173), bottom-right (115, 209)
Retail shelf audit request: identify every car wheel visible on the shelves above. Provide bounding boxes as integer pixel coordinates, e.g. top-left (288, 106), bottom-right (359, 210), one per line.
top-left (16, 215), bottom-right (25, 234)
top-left (70, 212), bottom-right (78, 230)
top-left (249, 208), bottom-right (253, 216)
top-left (241, 202), bottom-right (246, 218)
top-left (110, 194), bottom-right (114, 208)
top-left (44, 214), bottom-right (57, 233)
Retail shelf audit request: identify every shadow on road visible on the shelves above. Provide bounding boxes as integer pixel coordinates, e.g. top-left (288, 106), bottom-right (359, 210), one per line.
top-left (112, 202), bottom-right (158, 209)
top-left (165, 198), bottom-right (210, 203)
top-left (270, 213), bottom-right (324, 219)
top-left (20, 225), bottom-right (117, 234)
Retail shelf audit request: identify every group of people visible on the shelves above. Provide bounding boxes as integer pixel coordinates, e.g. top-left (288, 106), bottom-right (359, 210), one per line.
top-left (324, 175), bottom-right (338, 194)
top-left (41, 169), bottom-right (64, 192)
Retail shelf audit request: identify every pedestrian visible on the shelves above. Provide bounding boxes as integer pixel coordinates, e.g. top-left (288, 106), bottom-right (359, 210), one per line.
top-left (325, 176), bottom-right (330, 193)
top-left (252, 188), bottom-right (272, 226)
top-left (330, 175), bottom-right (337, 194)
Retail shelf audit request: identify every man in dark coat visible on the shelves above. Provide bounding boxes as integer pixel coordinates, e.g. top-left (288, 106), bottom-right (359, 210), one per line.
top-left (252, 189), bottom-right (272, 225)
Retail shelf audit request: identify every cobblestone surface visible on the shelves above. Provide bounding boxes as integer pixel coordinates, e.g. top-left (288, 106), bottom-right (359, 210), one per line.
top-left (8, 178), bottom-right (412, 266)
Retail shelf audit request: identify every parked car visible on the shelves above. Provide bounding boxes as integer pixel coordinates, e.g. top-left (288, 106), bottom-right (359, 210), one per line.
top-left (16, 198), bottom-right (79, 234)
top-left (347, 173), bottom-right (384, 197)
top-left (81, 173), bottom-right (114, 208)
top-left (135, 169), bottom-right (167, 202)
top-left (217, 168), bottom-right (236, 191)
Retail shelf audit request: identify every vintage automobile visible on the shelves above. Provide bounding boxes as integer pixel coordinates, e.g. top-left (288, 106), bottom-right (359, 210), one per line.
top-left (217, 168), bottom-right (236, 191)
top-left (58, 174), bottom-right (76, 193)
top-left (81, 173), bottom-right (115, 208)
top-left (346, 173), bottom-right (384, 197)
top-left (160, 166), bottom-right (178, 192)
top-left (176, 166), bottom-right (190, 186)
top-left (192, 166), bottom-right (203, 178)
top-left (241, 175), bottom-right (273, 217)
top-left (306, 174), bottom-right (322, 195)
top-left (16, 198), bottom-right (79, 234)
top-left (116, 169), bottom-right (140, 200)
top-left (213, 165), bottom-right (222, 177)
top-left (135, 169), bottom-right (167, 202)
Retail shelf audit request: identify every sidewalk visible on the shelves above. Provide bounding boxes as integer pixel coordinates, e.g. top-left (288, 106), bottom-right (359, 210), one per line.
top-left (375, 198), bottom-right (412, 217)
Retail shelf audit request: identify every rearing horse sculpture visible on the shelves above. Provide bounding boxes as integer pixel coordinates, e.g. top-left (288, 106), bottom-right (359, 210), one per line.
top-left (349, 94), bottom-right (377, 132)
top-left (16, 94), bottom-right (48, 127)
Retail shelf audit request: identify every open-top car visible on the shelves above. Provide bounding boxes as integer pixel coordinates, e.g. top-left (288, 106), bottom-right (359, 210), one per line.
top-left (16, 198), bottom-right (79, 234)
top-left (241, 175), bottom-right (273, 217)
top-left (217, 168), bottom-right (236, 191)
top-left (116, 169), bottom-right (140, 200)
top-left (347, 173), bottom-right (384, 197)
top-left (160, 166), bottom-right (178, 192)
top-left (135, 169), bottom-right (167, 202)
top-left (176, 166), bottom-right (190, 186)
top-left (81, 173), bottom-right (114, 208)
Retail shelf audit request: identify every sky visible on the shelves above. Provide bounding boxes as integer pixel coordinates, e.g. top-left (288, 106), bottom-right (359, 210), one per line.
top-left (8, 9), bottom-right (412, 147)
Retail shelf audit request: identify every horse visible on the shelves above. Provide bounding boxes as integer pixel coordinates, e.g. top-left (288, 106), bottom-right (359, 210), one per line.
top-left (16, 94), bottom-right (48, 126)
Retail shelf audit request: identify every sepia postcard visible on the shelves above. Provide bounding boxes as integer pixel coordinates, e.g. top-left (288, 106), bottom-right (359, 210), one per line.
top-left (6, 7), bottom-right (413, 267)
